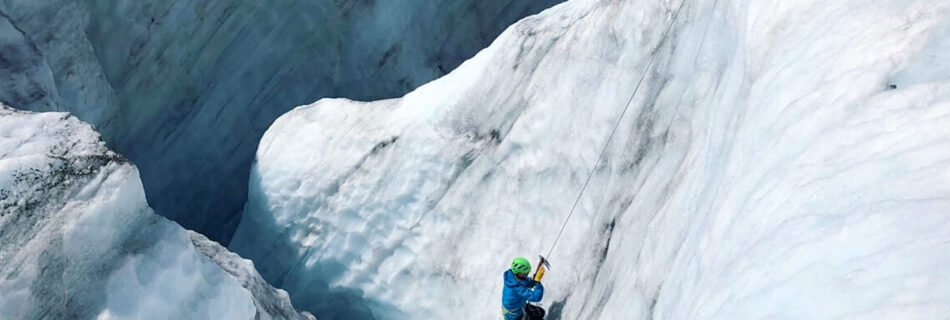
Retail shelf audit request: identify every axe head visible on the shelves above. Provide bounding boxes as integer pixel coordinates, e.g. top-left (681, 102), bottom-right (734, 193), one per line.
top-left (537, 255), bottom-right (552, 270)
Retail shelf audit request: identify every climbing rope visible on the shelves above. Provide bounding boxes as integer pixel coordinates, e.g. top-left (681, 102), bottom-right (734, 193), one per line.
top-left (545, 0), bottom-right (690, 258)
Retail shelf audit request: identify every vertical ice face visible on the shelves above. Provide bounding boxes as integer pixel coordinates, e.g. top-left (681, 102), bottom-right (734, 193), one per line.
top-left (231, 0), bottom-right (950, 318)
top-left (0, 0), bottom-right (563, 243)
top-left (0, 106), bottom-right (312, 320)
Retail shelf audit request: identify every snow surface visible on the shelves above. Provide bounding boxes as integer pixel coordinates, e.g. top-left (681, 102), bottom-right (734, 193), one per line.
top-left (231, 0), bottom-right (950, 318)
top-left (0, 106), bottom-right (310, 319)
top-left (0, 0), bottom-right (562, 243)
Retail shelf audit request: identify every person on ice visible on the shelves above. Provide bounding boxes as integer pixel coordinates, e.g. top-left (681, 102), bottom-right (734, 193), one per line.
top-left (502, 257), bottom-right (545, 320)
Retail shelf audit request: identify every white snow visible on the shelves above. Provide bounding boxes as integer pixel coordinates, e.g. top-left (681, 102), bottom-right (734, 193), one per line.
top-left (231, 0), bottom-right (950, 319)
top-left (0, 106), bottom-right (310, 319)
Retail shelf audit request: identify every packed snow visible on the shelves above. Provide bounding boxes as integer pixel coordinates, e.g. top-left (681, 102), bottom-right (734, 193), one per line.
top-left (0, 0), bottom-right (562, 243)
top-left (0, 106), bottom-right (311, 320)
top-left (231, 0), bottom-right (950, 318)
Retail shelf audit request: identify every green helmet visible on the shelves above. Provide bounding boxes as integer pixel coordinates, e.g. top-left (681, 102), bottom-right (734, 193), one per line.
top-left (511, 257), bottom-right (532, 274)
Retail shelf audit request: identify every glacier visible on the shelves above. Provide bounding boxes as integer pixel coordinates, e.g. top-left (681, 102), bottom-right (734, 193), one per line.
top-left (0, 0), bottom-right (562, 243)
top-left (231, 0), bottom-right (950, 319)
top-left (0, 106), bottom-right (312, 320)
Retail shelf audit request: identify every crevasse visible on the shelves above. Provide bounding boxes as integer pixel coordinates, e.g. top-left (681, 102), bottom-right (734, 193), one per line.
top-left (0, 0), bottom-right (561, 243)
top-left (0, 106), bottom-right (311, 320)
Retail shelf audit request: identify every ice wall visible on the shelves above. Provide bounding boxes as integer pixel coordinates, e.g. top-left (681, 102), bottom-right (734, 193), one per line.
top-left (0, 0), bottom-right (562, 242)
top-left (231, 0), bottom-right (950, 318)
top-left (0, 106), bottom-right (312, 320)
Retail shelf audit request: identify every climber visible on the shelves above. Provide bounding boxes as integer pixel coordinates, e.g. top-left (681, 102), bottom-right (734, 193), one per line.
top-left (502, 257), bottom-right (545, 320)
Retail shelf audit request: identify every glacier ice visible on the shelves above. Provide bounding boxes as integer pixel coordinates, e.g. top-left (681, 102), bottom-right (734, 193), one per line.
top-left (0, 0), bottom-right (562, 243)
top-left (0, 106), bottom-right (312, 320)
top-left (231, 0), bottom-right (950, 318)
top-left (188, 231), bottom-right (316, 320)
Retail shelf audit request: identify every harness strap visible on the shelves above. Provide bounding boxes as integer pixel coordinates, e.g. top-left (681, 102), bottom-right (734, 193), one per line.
top-left (502, 305), bottom-right (523, 318)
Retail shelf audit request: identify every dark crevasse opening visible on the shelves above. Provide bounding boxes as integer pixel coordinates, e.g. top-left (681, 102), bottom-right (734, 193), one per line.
top-left (0, 0), bottom-right (563, 244)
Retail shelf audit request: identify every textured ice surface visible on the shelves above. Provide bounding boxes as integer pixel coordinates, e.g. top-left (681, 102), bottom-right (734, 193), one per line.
top-left (189, 231), bottom-right (316, 320)
top-left (232, 0), bottom-right (950, 318)
top-left (0, 0), bottom-right (562, 243)
top-left (0, 106), bottom-right (310, 320)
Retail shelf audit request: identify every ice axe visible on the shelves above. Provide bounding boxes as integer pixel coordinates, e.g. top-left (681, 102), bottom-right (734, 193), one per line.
top-left (532, 255), bottom-right (551, 282)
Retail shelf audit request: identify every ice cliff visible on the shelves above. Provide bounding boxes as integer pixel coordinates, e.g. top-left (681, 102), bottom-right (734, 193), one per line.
top-left (0, 0), bottom-right (561, 243)
top-left (231, 0), bottom-right (950, 319)
top-left (0, 106), bottom-right (312, 320)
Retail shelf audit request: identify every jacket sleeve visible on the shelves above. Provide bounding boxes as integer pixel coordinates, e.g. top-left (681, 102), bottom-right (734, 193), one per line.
top-left (523, 282), bottom-right (544, 302)
top-left (527, 279), bottom-right (538, 287)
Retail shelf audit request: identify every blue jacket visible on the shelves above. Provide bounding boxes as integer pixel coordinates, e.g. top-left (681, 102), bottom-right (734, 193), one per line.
top-left (502, 269), bottom-right (544, 320)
